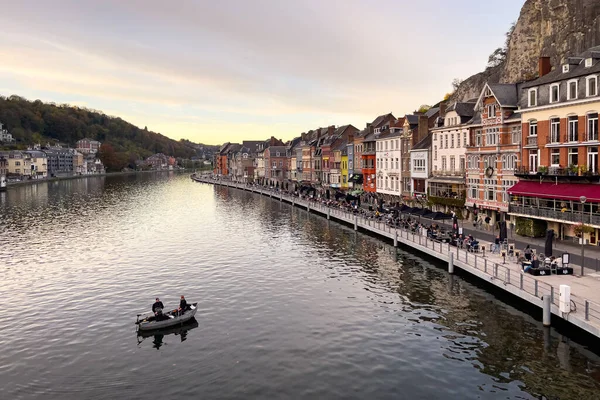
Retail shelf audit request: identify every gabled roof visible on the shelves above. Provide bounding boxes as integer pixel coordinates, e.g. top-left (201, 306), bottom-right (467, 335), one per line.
top-left (242, 140), bottom-right (263, 153)
top-left (521, 45), bottom-right (600, 89)
top-left (371, 113), bottom-right (394, 128)
top-left (475, 83), bottom-right (518, 109)
top-left (405, 114), bottom-right (419, 125)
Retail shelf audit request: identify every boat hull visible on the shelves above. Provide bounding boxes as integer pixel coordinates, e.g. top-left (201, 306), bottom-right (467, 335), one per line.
top-left (137, 303), bottom-right (198, 331)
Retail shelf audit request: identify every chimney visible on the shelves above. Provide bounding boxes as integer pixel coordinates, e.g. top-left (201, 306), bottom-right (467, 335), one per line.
top-left (301, 132), bottom-right (305, 141)
top-left (348, 133), bottom-right (354, 143)
top-left (328, 125), bottom-right (335, 136)
top-left (413, 115), bottom-right (429, 146)
top-left (539, 56), bottom-right (551, 78)
top-left (439, 102), bottom-right (447, 117)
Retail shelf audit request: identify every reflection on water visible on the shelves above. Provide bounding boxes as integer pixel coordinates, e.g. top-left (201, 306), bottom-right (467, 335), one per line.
top-left (0, 174), bottom-right (599, 400)
top-left (138, 319), bottom-right (199, 350)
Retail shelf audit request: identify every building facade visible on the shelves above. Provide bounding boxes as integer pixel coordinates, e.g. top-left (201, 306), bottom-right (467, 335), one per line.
top-left (509, 49), bottom-right (600, 243)
top-left (76, 138), bottom-right (101, 154)
top-left (465, 83), bottom-right (522, 225)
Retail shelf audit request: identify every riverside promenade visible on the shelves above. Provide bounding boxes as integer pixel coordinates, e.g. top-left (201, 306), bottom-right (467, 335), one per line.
top-left (191, 174), bottom-right (600, 340)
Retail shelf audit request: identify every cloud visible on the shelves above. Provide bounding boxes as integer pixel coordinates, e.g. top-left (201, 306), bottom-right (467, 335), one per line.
top-left (0, 0), bottom-right (525, 144)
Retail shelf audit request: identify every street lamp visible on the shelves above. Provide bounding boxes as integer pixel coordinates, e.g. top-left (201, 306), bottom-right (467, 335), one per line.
top-left (580, 195), bottom-right (587, 276)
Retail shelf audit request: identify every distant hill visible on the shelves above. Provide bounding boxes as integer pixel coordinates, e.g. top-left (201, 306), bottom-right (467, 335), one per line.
top-left (0, 95), bottom-right (197, 159)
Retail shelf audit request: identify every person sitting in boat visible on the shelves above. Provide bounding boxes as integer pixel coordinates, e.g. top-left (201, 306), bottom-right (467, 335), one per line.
top-left (178, 295), bottom-right (188, 315)
top-left (152, 297), bottom-right (164, 316)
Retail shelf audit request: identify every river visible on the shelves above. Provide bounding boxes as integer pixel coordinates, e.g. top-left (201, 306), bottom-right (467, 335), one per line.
top-left (1, 173), bottom-right (599, 400)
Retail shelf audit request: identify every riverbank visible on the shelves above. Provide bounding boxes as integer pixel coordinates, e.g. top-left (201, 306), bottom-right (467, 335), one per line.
top-left (5, 169), bottom-right (197, 188)
top-left (192, 174), bottom-right (600, 342)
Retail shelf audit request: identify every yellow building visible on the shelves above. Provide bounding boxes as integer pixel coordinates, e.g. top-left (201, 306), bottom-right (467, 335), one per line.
top-left (341, 152), bottom-right (349, 189)
top-left (3, 151), bottom-right (32, 178)
top-left (24, 150), bottom-right (48, 178)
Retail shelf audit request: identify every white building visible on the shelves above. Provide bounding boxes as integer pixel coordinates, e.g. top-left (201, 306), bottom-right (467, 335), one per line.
top-left (375, 125), bottom-right (403, 201)
top-left (0, 123), bottom-right (14, 143)
top-left (429, 102), bottom-right (474, 201)
top-left (410, 134), bottom-right (432, 196)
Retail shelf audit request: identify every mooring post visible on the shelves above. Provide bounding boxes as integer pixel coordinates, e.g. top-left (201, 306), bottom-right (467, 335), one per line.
top-left (394, 230), bottom-right (398, 247)
top-left (543, 295), bottom-right (551, 327)
top-left (448, 252), bottom-right (454, 274)
top-left (307, 202), bottom-right (310, 212)
top-left (354, 215), bottom-right (358, 231)
top-left (327, 208), bottom-right (330, 220)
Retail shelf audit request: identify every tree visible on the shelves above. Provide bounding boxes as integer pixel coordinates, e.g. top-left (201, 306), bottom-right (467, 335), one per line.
top-left (417, 104), bottom-right (431, 113)
top-left (487, 21), bottom-right (516, 68)
top-left (451, 78), bottom-right (463, 92)
top-left (443, 93), bottom-right (452, 101)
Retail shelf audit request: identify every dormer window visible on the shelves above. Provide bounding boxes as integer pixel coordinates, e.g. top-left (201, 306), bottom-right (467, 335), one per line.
top-left (562, 64), bottom-right (570, 73)
top-left (568, 79), bottom-right (578, 100)
top-left (587, 76), bottom-right (598, 97)
top-left (487, 104), bottom-right (496, 118)
top-left (550, 83), bottom-right (560, 103)
top-left (586, 58), bottom-right (593, 68)
top-left (528, 88), bottom-right (537, 107)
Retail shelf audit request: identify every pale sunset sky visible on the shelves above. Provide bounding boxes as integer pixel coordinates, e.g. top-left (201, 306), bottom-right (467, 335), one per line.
top-left (0, 0), bottom-right (524, 145)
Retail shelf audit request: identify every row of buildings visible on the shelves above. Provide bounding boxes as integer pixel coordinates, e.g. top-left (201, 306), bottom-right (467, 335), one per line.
top-left (0, 138), bottom-right (105, 179)
top-left (216, 46), bottom-right (600, 243)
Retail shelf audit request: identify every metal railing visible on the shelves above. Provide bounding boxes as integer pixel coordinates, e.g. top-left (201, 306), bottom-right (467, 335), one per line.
top-left (192, 175), bottom-right (600, 329)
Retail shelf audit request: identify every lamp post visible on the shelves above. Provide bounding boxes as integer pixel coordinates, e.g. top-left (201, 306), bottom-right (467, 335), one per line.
top-left (580, 195), bottom-right (587, 276)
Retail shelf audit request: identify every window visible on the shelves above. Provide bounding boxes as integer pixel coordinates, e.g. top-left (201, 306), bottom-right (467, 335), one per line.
top-left (279, 161), bottom-right (283, 167)
top-left (476, 130), bottom-right (482, 146)
top-left (395, 158), bottom-right (399, 170)
top-left (441, 156), bottom-right (447, 171)
top-left (568, 80), bottom-right (578, 100)
top-left (457, 133), bottom-right (460, 148)
top-left (512, 126), bottom-right (521, 144)
top-left (450, 156), bottom-right (455, 171)
top-left (485, 185), bottom-right (495, 201)
top-left (463, 132), bottom-right (467, 147)
top-left (485, 127), bottom-right (498, 145)
top-left (15, 161), bottom-right (21, 166)
top-left (550, 83), bottom-right (560, 103)
top-left (385, 141), bottom-right (388, 150)
top-left (568, 116), bottom-right (579, 142)
top-left (526, 88), bottom-right (537, 107)
top-left (589, 147), bottom-right (598, 173)
top-left (551, 149), bottom-right (560, 166)
top-left (272, 162), bottom-right (276, 168)
top-left (413, 159), bottom-right (426, 172)
top-left (588, 113), bottom-right (599, 141)
top-left (587, 76), bottom-right (598, 97)
top-left (568, 148), bottom-right (578, 167)
top-left (529, 150), bottom-right (538, 173)
top-left (459, 156), bottom-right (465, 172)
top-left (433, 145), bottom-right (437, 160)
top-left (503, 154), bottom-right (516, 171)
top-left (444, 134), bottom-right (448, 149)
top-left (487, 104), bottom-right (496, 118)
top-left (529, 120), bottom-right (538, 136)
top-left (550, 118), bottom-right (560, 143)
top-left (451, 134), bottom-right (454, 148)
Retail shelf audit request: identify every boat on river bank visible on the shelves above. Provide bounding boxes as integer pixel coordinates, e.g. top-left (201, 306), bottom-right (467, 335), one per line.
top-left (136, 303), bottom-right (198, 331)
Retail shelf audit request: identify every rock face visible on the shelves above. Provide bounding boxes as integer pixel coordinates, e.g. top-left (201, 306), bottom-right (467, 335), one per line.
top-left (454, 0), bottom-right (600, 101)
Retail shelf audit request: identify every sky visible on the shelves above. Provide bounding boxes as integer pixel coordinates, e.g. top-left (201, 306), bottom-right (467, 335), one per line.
top-left (0, 0), bottom-right (524, 145)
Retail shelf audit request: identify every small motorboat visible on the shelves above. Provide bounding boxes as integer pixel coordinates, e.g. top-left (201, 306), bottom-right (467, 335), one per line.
top-left (137, 318), bottom-right (199, 339)
top-left (136, 302), bottom-right (198, 331)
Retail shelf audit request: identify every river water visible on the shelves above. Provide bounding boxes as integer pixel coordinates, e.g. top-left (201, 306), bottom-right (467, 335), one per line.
top-left (1, 173), bottom-right (599, 400)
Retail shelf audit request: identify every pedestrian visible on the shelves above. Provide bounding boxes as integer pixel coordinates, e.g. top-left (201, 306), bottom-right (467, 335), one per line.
top-left (524, 245), bottom-right (532, 261)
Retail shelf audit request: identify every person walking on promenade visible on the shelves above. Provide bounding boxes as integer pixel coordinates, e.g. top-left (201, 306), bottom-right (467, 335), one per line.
top-left (524, 245), bottom-right (532, 261)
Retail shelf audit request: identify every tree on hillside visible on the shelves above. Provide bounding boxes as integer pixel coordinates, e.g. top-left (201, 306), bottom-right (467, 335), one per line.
top-left (487, 21), bottom-right (516, 68)
top-left (417, 105), bottom-right (431, 113)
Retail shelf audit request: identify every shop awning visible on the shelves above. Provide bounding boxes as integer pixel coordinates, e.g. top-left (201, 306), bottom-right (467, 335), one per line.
top-left (349, 173), bottom-right (363, 183)
top-left (507, 181), bottom-right (600, 203)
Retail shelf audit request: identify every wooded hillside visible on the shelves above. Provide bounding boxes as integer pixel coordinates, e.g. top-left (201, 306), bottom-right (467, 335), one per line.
top-left (0, 95), bottom-right (195, 159)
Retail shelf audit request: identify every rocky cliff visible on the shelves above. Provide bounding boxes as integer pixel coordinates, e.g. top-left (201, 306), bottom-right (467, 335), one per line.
top-left (453, 0), bottom-right (600, 101)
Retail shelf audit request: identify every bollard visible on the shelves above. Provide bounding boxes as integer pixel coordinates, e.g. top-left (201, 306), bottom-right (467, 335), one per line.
top-left (394, 230), bottom-right (398, 247)
top-left (543, 295), bottom-right (551, 327)
top-left (448, 252), bottom-right (454, 274)
top-left (354, 215), bottom-right (358, 231)
top-left (307, 203), bottom-right (310, 212)
top-left (327, 208), bottom-right (330, 220)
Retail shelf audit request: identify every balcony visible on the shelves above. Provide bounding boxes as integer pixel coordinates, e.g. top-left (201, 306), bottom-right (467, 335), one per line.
top-left (509, 204), bottom-right (600, 226)
top-left (587, 132), bottom-right (599, 142)
top-left (513, 166), bottom-right (600, 182)
top-left (546, 133), bottom-right (560, 144)
top-left (431, 169), bottom-right (465, 177)
top-left (524, 136), bottom-right (538, 147)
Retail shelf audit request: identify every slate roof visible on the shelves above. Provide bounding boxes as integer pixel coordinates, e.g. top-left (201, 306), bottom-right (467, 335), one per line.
top-left (242, 140), bottom-right (263, 153)
top-left (521, 46), bottom-right (600, 89)
top-left (425, 107), bottom-right (440, 118)
top-left (371, 113), bottom-right (395, 128)
top-left (448, 102), bottom-right (475, 118)
top-left (412, 133), bottom-right (432, 151)
top-left (405, 114), bottom-right (419, 125)
top-left (267, 146), bottom-right (287, 156)
top-left (488, 84), bottom-right (518, 107)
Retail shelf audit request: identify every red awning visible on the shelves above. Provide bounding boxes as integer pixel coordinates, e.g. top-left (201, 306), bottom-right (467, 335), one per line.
top-left (507, 181), bottom-right (600, 203)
